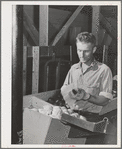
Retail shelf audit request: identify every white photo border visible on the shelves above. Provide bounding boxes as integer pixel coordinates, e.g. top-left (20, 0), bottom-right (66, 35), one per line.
top-left (1, 1), bottom-right (121, 148)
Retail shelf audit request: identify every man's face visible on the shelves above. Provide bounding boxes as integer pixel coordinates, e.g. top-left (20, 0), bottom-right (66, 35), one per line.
top-left (76, 41), bottom-right (95, 63)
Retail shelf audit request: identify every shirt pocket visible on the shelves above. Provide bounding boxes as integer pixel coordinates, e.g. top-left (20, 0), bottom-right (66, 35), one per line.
top-left (84, 83), bottom-right (100, 96)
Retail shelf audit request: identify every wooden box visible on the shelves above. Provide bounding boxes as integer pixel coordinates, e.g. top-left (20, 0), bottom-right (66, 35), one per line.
top-left (23, 90), bottom-right (117, 144)
top-left (23, 91), bottom-right (87, 144)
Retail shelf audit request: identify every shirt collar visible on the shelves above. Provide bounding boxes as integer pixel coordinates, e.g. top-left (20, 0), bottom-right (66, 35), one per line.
top-left (75, 58), bottom-right (97, 69)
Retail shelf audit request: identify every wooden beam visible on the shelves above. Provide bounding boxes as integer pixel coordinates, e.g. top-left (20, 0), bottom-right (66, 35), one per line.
top-left (26, 46), bottom-right (71, 57)
top-left (101, 30), bottom-right (112, 65)
top-left (105, 35), bottom-right (112, 46)
top-left (55, 61), bottom-right (60, 89)
top-left (101, 30), bottom-right (108, 46)
top-left (52, 6), bottom-right (84, 46)
top-left (23, 10), bottom-right (39, 45)
top-left (23, 46), bottom-right (27, 95)
top-left (98, 27), bottom-right (106, 45)
top-left (102, 45), bottom-right (108, 64)
top-left (92, 6), bottom-right (100, 45)
top-left (39, 5), bottom-right (48, 46)
top-left (101, 31), bottom-right (112, 46)
top-left (32, 47), bottom-right (40, 94)
top-left (12, 5), bottom-right (23, 144)
top-left (99, 13), bottom-right (116, 39)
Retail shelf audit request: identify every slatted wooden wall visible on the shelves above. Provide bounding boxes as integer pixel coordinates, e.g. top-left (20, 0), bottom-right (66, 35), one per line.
top-left (23, 46), bottom-right (71, 95)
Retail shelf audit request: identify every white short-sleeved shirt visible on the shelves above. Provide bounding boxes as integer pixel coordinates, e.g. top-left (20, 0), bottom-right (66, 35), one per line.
top-left (61, 59), bottom-right (113, 113)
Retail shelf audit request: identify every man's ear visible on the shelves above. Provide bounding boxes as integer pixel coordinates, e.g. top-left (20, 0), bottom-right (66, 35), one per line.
top-left (93, 46), bottom-right (97, 53)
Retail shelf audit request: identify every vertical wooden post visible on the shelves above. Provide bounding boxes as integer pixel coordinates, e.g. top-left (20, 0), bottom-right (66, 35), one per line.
top-left (39, 6), bottom-right (48, 92)
top-left (102, 45), bottom-right (106, 63)
top-left (70, 46), bottom-right (72, 63)
top-left (32, 46), bottom-right (39, 94)
top-left (12, 5), bottom-right (23, 144)
top-left (39, 5), bottom-right (48, 46)
top-left (55, 60), bottom-right (60, 89)
top-left (101, 30), bottom-right (108, 45)
top-left (45, 66), bottom-right (49, 91)
top-left (102, 45), bottom-right (108, 64)
top-left (23, 46), bottom-right (27, 95)
top-left (98, 27), bottom-right (105, 45)
top-left (92, 6), bottom-right (100, 45)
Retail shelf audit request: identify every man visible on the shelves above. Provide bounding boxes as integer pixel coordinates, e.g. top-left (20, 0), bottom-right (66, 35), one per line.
top-left (61, 32), bottom-right (113, 113)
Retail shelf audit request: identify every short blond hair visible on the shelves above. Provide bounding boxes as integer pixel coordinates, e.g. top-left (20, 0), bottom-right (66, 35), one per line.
top-left (76, 32), bottom-right (96, 46)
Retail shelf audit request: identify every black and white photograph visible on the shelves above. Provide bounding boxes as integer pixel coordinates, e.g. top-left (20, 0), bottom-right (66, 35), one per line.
top-left (1, 1), bottom-right (121, 148)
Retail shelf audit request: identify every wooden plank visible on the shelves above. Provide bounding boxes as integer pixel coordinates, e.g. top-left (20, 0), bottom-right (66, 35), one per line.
top-left (101, 31), bottom-right (112, 64)
top-left (61, 113), bottom-right (95, 132)
top-left (23, 108), bottom-right (52, 144)
top-left (101, 32), bottom-right (109, 64)
top-left (98, 27), bottom-right (106, 45)
top-left (92, 6), bottom-right (100, 45)
top-left (105, 34), bottom-right (112, 46)
top-left (27, 46), bottom-right (71, 57)
top-left (23, 33), bottom-right (28, 46)
top-left (102, 45), bottom-right (106, 63)
top-left (55, 61), bottom-right (60, 89)
top-left (39, 5), bottom-right (48, 46)
top-left (23, 10), bottom-right (39, 45)
top-left (101, 29), bottom-right (112, 46)
top-left (12, 5), bottom-right (23, 143)
top-left (23, 46), bottom-right (27, 95)
top-left (45, 66), bottom-right (49, 91)
top-left (32, 47), bottom-right (39, 94)
top-left (102, 45), bottom-right (108, 64)
top-left (34, 90), bottom-right (59, 101)
top-left (99, 13), bottom-right (116, 39)
top-left (27, 47), bottom-right (33, 57)
top-left (23, 95), bottom-right (33, 109)
top-left (32, 96), bottom-right (53, 109)
top-left (99, 98), bottom-right (117, 115)
top-left (23, 91), bottom-right (57, 109)
top-left (61, 114), bottom-right (113, 134)
top-left (101, 30), bottom-right (108, 46)
top-left (70, 46), bottom-right (72, 63)
top-left (52, 6), bottom-right (84, 46)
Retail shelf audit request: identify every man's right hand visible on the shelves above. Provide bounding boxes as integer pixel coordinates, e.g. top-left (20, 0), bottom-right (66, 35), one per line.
top-left (68, 88), bottom-right (85, 100)
top-left (68, 89), bottom-right (78, 99)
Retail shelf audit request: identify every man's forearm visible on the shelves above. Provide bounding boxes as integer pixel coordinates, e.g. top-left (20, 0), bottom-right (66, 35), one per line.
top-left (61, 84), bottom-right (74, 97)
top-left (87, 95), bottom-right (110, 106)
top-left (61, 85), bottom-right (111, 106)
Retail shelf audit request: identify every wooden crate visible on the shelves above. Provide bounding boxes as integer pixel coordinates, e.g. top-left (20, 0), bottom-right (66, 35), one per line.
top-left (23, 91), bottom-right (87, 144)
top-left (23, 90), bottom-right (117, 144)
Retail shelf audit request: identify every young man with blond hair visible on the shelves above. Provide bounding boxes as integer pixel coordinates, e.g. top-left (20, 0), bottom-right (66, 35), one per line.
top-left (61, 32), bottom-right (113, 113)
